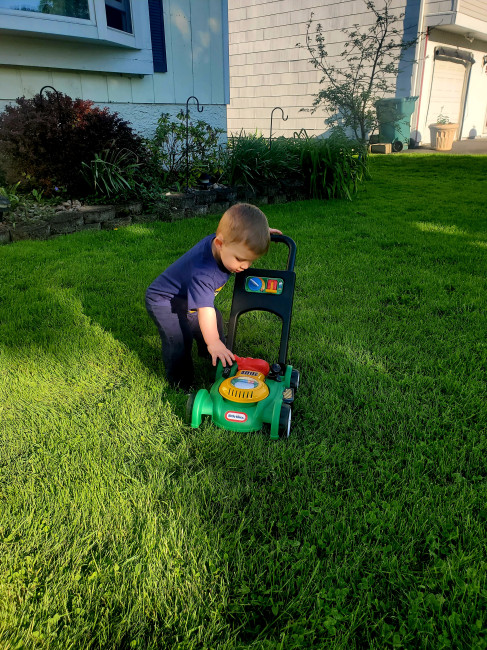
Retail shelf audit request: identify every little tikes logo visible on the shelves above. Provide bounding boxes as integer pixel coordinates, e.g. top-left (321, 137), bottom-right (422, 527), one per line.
top-left (225, 411), bottom-right (248, 423)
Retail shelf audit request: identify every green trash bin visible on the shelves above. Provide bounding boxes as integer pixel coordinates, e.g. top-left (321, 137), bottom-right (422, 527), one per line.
top-left (375, 96), bottom-right (418, 151)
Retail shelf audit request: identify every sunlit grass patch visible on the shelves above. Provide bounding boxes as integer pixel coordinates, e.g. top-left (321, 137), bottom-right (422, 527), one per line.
top-left (414, 221), bottom-right (469, 236)
top-left (1, 155), bottom-right (486, 648)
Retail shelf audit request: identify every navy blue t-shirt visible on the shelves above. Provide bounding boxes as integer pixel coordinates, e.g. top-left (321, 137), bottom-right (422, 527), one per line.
top-left (146, 234), bottom-right (230, 311)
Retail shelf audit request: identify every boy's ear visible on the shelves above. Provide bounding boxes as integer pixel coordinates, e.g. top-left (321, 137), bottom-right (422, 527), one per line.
top-left (214, 234), bottom-right (224, 250)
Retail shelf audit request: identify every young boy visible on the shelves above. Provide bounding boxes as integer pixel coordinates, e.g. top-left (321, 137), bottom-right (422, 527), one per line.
top-left (145, 203), bottom-right (281, 391)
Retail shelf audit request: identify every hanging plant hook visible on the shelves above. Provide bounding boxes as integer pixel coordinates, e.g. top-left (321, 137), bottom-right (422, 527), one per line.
top-left (39, 86), bottom-right (66, 154)
top-left (185, 96), bottom-right (204, 190)
top-left (269, 107), bottom-right (288, 147)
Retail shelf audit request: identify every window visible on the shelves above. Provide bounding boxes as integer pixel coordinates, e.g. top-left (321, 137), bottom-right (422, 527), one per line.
top-left (0, 1), bottom-right (89, 19)
top-left (105, 0), bottom-right (131, 34)
top-left (0, 0), bottom-right (162, 75)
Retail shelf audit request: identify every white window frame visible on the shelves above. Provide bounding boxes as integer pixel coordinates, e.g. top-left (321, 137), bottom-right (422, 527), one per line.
top-left (0, 0), bottom-right (146, 49)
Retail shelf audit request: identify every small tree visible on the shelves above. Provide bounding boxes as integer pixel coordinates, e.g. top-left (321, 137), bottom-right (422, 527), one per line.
top-left (298, 0), bottom-right (418, 142)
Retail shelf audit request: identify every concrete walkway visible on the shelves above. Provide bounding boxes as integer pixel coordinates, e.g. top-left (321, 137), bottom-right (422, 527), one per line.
top-left (401, 138), bottom-right (487, 155)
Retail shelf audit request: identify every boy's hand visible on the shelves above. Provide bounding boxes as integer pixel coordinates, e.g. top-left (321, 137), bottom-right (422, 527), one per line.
top-left (197, 307), bottom-right (235, 367)
top-left (207, 340), bottom-right (235, 367)
top-left (269, 228), bottom-right (282, 235)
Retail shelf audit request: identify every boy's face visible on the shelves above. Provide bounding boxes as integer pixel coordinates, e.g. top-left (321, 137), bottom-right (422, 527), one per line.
top-left (213, 236), bottom-right (260, 273)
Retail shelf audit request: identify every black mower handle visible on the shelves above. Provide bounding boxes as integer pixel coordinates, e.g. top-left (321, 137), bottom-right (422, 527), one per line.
top-left (270, 234), bottom-right (297, 271)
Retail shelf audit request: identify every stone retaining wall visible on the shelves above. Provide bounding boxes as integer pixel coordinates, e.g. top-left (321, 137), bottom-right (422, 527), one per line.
top-left (0, 182), bottom-right (308, 245)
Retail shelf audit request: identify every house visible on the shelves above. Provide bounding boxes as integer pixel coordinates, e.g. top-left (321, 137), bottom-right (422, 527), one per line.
top-left (0, 1), bottom-right (230, 139)
top-left (227, 0), bottom-right (487, 145)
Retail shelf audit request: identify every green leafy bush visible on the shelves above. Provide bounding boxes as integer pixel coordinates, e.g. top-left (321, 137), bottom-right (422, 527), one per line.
top-left (81, 148), bottom-right (142, 200)
top-left (224, 131), bottom-right (301, 192)
top-left (297, 129), bottom-right (369, 200)
top-left (0, 181), bottom-right (22, 210)
top-left (0, 90), bottom-right (146, 196)
top-left (224, 129), bottom-right (368, 200)
top-left (147, 110), bottom-right (225, 189)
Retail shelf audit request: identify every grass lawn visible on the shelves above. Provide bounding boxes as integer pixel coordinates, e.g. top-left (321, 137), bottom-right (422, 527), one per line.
top-left (1, 155), bottom-right (486, 649)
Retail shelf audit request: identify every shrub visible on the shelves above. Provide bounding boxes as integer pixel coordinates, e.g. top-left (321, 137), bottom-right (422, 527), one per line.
top-left (0, 90), bottom-right (146, 196)
top-left (296, 129), bottom-right (369, 200)
top-left (224, 131), bottom-right (301, 192)
top-left (81, 148), bottom-right (142, 200)
top-left (224, 129), bottom-right (369, 200)
top-left (147, 110), bottom-right (225, 189)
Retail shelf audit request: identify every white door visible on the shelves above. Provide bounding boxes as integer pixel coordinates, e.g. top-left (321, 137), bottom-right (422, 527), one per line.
top-left (426, 58), bottom-right (466, 136)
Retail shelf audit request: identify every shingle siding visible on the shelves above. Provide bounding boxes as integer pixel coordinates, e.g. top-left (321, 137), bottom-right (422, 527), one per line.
top-left (228, 0), bottom-right (408, 137)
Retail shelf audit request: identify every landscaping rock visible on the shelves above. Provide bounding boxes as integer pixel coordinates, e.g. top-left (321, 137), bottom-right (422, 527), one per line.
top-left (49, 215), bottom-right (84, 235)
top-left (151, 202), bottom-right (171, 222)
top-left (236, 186), bottom-right (257, 202)
top-left (115, 202), bottom-right (142, 218)
top-left (102, 216), bottom-right (132, 230)
top-left (10, 220), bottom-right (50, 241)
top-left (164, 192), bottom-right (195, 212)
top-left (56, 200), bottom-right (82, 211)
top-left (214, 186), bottom-right (237, 203)
top-left (81, 205), bottom-right (116, 224)
top-left (0, 223), bottom-right (11, 244)
top-left (208, 202), bottom-right (230, 215)
top-left (193, 189), bottom-right (217, 205)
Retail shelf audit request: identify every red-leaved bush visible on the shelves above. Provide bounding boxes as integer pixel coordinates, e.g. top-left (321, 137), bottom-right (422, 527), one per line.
top-left (0, 90), bottom-right (145, 196)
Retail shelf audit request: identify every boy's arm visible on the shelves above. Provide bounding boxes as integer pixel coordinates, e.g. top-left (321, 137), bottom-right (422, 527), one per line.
top-left (197, 307), bottom-right (235, 367)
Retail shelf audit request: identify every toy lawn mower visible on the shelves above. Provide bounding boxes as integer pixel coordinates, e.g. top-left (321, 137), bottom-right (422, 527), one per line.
top-left (187, 234), bottom-right (299, 440)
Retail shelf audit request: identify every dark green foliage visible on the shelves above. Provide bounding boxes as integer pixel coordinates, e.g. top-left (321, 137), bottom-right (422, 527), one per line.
top-left (224, 131), bottom-right (301, 191)
top-left (80, 148), bottom-right (143, 200)
top-left (146, 110), bottom-right (225, 189)
top-left (297, 129), bottom-right (369, 200)
top-left (0, 90), bottom-right (145, 196)
top-left (225, 130), bottom-right (369, 200)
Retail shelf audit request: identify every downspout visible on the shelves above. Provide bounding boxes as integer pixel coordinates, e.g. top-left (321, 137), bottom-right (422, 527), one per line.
top-left (411, 0), bottom-right (428, 146)
top-left (414, 30), bottom-right (429, 145)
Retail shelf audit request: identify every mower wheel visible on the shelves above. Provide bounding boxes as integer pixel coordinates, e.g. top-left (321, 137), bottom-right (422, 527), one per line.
top-left (279, 403), bottom-right (292, 438)
top-left (290, 369), bottom-right (300, 392)
top-left (185, 392), bottom-right (196, 425)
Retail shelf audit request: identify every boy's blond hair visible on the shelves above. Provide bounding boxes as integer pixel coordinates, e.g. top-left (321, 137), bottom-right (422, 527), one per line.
top-left (217, 203), bottom-right (270, 255)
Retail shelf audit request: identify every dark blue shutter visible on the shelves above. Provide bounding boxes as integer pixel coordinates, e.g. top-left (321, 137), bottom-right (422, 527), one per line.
top-left (148, 0), bottom-right (167, 73)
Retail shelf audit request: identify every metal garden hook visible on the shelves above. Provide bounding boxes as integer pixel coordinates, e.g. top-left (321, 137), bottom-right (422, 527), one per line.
top-left (185, 96), bottom-right (204, 190)
top-left (269, 107), bottom-right (288, 146)
top-left (39, 86), bottom-right (65, 160)
top-left (39, 85), bottom-right (62, 125)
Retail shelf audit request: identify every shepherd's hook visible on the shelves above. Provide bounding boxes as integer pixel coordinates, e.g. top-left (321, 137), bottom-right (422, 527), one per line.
top-left (269, 107), bottom-right (288, 146)
top-left (185, 96), bottom-right (204, 190)
top-left (39, 86), bottom-right (65, 159)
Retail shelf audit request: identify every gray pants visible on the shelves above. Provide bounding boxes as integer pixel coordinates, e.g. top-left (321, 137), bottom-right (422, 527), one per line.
top-left (145, 299), bottom-right (225, 390)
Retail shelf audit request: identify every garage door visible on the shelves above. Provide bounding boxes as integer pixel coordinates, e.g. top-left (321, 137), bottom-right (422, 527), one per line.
top-left (426, 58), bottom-right (466, 132)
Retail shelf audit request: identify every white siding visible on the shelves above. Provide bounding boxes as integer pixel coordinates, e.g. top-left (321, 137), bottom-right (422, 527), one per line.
top-left (227, 0), bottom-right (415, 138)
top-left (0, 0), bottom-right (229, 138)
top-left (459, 0), bottom-right (487, 21)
